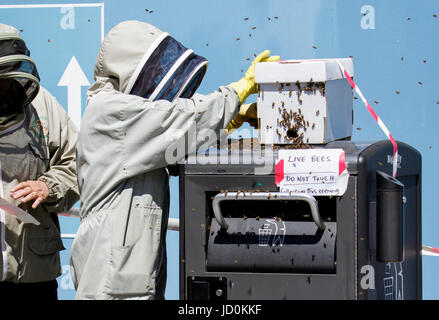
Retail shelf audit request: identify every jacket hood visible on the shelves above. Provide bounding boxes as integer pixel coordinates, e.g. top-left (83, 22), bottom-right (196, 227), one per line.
top-left (0, 23), bottom-right (40, 106)
top-left (88, 20), bottom-right (208, 102)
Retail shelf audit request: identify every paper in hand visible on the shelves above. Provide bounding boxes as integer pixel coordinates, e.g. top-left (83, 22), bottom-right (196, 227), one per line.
top-left (0, 198), bottom-right (40, 225)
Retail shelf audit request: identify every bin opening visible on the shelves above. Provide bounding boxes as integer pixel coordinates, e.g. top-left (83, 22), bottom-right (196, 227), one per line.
top-left (205, 192), bottom-right (337, 274)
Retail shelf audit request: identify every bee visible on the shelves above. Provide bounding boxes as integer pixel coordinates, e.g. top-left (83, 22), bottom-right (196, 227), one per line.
top-left (243, 215), bottom-right (248, 220)
top-left (249, 33), bottom-right (252, 37)
top-left (316, 110), bottom-right (320, 116)
top-left (378, 162), bottom-right (383, 166)
top-left (298, 108), bottom-right (302, 114)
top-left (423, 59), bottom-right (427, 63)
top-left (312, 45), bottom-right (317, 49)
top-left (267, 17), bottom-right (271, 21)
top-left (206, 43), bottom-right (209, 46)
top-left (418, 81), bottom-right (423, 85)
top-left (256, 216), bottom-right (260, 221)
top-left (354, 96), bottom-right (358, 100)
top-left (236, 37), bottom-right (240, 41)
top-left (252, 26), bottom-right (256, 30)
top-left (312, 123), bottom-right (315, 129)
top-left (274, 16), bottom-right (278, 19)
top-left (356, 127), bottom-right (362, 131)
top-left (401, 57), bottom-right (404, 61)
top-left (289, 88), bottom-right (293, 97)
top-left (396, 90), bottom-right (400, 94)
top-left (244, 17), bottom-right (249, 20)
top-left (298, 98), bottom-right (303, 104)
top-left (434, 14), bottom-right (438, 18)
top-left (374, 101), bottom-right (379, 104)
top-left (407, 17), bottom-right (411, 20)
top-left (281, 101), bottom-right (285, 107)
top-left (246, 57), bottom-right (251, 61)
top-left (272, 101), bottom-right (275, 107)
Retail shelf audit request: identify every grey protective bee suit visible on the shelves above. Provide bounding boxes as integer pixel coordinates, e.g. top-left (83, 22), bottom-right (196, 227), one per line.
top-left (0, 23), bottom-right (79, 284)
top-left (70, 20), bottom-right (240, 300)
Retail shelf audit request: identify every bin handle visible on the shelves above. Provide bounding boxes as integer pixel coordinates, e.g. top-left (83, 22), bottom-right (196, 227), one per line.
top-left (212, 192), bottom-right (326, 230)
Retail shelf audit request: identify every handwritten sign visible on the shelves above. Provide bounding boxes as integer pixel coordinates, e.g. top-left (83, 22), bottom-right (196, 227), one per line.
top-left (275, 149), bottom-right (349, 196)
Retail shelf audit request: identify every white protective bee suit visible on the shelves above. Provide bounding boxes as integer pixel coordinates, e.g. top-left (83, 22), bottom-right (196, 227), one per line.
top-left (69, 20), bottom-right (242, 299)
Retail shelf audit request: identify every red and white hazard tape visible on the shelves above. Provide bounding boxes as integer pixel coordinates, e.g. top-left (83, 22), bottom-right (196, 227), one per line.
top-left (337, 61), bottom-right (398, 178)
top-left (422, 245), bottom-right (439, 257)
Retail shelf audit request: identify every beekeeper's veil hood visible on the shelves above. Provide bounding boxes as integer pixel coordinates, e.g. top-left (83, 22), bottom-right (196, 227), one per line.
top-left (0, 23), bottom-right (40, 106)
top-left (89, 20), bottom-right (208, 102)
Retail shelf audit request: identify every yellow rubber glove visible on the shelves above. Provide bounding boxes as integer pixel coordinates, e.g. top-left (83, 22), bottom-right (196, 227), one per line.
top-left (225, 102), bottom-right (258, 134)
top-left (229, 50), bottom-right (280, 104)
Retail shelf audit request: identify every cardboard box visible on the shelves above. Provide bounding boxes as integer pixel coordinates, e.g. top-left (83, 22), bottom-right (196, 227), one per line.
top-left (255, 58), bottom-right (354, 145)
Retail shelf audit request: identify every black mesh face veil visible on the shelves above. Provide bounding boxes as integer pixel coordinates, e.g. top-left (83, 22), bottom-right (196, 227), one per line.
top-left (0, 33), bottom-right (40, 106)
top-left (125, 32), bottom-right (208, 102)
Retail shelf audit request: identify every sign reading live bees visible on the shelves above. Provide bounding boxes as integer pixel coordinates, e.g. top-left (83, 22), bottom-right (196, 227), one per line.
top-left (275, 148), bottom-right (349, 196)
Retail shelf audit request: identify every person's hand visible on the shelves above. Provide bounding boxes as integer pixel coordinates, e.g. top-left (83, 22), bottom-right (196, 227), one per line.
top-left (226, 102), bottom-right (258, 133)
top-left (229, 50), bottom-right (280, 103)
top-left (10, 180), bottom-right (49, 209)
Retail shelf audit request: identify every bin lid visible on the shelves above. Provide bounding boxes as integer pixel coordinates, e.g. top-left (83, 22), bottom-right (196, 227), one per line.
top-left (255, 58), bottom-right (354, 84)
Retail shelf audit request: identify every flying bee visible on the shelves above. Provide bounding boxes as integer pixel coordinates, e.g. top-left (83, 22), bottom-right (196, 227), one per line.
top-left (374, 101), bottom-right (379, 104)
top-left (316, 110), bottom-right (320, 116)
top-left (236, 37), bottom-right (240, 41)
top-left (418, 81), bottom-right (423, 85)
top-left (252, 26), bottom-right (256, 30)
top-left (281, 101), bottom-right (285, 107)
top-left (244, 17), bottom-right (249, 20)
top-left (312, 45), bottom-right (317, 49)
top-left (298, 98), bottom-right (303, 104)
top-left (396, 90), bottom-right (400, 94)
top-left (272, 101), bottom-right (275, 107)
top-left (312, 123), bottom-right (315, 129)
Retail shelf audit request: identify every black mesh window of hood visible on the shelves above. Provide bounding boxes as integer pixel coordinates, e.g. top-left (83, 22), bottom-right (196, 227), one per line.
top-left (0, 38), bottom-right (28, 58)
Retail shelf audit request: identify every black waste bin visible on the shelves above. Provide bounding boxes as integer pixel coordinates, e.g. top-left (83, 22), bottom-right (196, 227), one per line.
top-left (178, 139), bottom-right (421, 300)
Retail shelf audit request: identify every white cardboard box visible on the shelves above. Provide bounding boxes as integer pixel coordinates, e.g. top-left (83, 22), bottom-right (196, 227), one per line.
top-left (255, 58), bottom-right (354, 145)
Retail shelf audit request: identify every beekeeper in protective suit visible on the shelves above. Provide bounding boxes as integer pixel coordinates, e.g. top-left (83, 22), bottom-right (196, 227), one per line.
top-left (70, 20), bottom-right (279, 300)
top-left (0, 23), bottom-right (79, 300)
